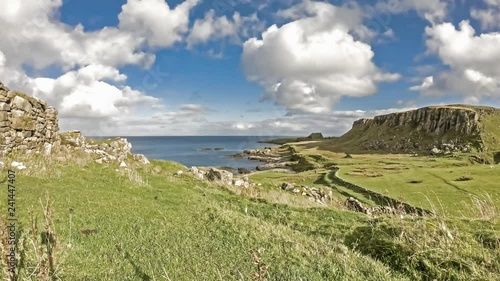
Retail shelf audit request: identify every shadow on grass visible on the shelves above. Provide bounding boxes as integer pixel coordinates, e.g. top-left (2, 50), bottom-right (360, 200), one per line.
top-left (125, 252), bottom-right (151, 281)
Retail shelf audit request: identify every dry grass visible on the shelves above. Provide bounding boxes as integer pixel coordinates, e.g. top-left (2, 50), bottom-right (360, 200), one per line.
top-left (28, 193), bottom-right (60, 280)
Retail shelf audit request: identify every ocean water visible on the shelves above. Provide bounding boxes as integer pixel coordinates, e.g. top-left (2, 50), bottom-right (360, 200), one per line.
top-left (114, 136), bottom-right (284, 170)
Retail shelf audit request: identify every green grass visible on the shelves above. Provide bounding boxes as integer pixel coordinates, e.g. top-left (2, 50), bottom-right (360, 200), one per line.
top-left (0, 150), bottom-right (498, 280)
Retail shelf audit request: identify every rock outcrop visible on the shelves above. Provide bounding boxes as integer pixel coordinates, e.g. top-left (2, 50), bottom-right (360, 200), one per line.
top-left (0, 82), bottom-right (59, 156)
top-left (59, 131), bottom-right (137, 164)
top-left (281, 182), bottom-right (332, 205)
top-left (336, 105), bottom-right (500, 154)
top-left (189, 166), bottom-right (254, 187)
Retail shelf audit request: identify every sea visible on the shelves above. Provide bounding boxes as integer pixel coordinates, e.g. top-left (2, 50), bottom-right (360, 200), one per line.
top-left (94, 136), bottom-right (286, 170)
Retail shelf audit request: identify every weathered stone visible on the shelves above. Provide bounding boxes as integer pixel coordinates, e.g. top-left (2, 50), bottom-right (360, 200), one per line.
top-left (133, 154), bottom-right (150, 165)
top-left (21, 131), bottom-right (32, 138)
top-left (12, 96), bottom-right (32, 112)
top-left (10, 117), bottom-right (36, 131)
top-left (207, 168), bottom-right (233, 185)
top-left (0, 103), bottom-right (10, 111)
top-left (11, 110), bottom-right (25, 118)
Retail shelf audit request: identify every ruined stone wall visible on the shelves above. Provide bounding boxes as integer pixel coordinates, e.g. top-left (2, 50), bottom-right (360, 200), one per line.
top-left (0, 82), bottom-right (59, 156)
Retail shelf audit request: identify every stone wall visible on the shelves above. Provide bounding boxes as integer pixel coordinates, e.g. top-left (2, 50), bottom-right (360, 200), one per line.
top-left (328, 169), bottom-right (431, 216)
top-left (0, 82), bottom-right (59, 156)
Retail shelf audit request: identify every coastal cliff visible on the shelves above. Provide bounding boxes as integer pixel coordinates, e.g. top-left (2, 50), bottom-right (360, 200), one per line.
top-left (336, 105), bottom-right (500, 155)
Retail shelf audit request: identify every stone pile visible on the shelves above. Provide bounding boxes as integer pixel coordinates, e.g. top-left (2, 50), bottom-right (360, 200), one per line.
top-left (189, 166), bottom-right (254, 187)
top-left (345, 197), bottom-right (402, 216)
top-left (0, 82), bottom-right (59, 156)
top-left (59, 130), bottom-right (149, 165)
top-left (281, 182), bottom-right (333, 205)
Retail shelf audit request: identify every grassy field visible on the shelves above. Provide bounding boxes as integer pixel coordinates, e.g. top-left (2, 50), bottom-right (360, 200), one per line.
top-left (289, 143), bottom-right (500, 217)
top-left (0, 148), bottom-right (498, 280)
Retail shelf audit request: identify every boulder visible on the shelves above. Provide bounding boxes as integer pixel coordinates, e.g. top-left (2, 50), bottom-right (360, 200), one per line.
top-left (207, 168), bottom-right (233, 185)
top-left (431, 147), bottom-right (442, 155)
top-left (133, 154), bottom-right (150, 165)
top-left (281, 183), bottom-right (295, 191)
top-left (345, 197), bottom-right (365, 213)
top-left (233, 179), bottom-right (245, 187)
top-left (238, 168), bottom-right (252, 174)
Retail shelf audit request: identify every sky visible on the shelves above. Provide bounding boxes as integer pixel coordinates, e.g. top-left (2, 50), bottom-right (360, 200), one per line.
top-left (0, 0), bottom-right (499, 137)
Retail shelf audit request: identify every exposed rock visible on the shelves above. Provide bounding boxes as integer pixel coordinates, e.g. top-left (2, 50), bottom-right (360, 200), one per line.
top-left (238, 168), bottom-right (252, 174)
top-left (281, 183), bottom-right (295, 191)
top-left (207, 168), bottom-right (234, 185)
top-left (11, 161), bottom-right (27, 170)
top-left (217, 166), bottom-right (239, 175)
top-left (176, 170), bottom-right (184, 176)
top-left (338, 105), bottom-right (500, 154)
top-left (233, 179), bottom-right (245, 187)
top-left (282, 183), bottom-right (332, 204)
top-left (43, 143), bottom-right (52, 155)
top-left (257, 162), bottom-right (292, 171)
top-left (120, 161), bottom-right (127, 168)
top-left (345, 197), bottom-right (402, 216)
top-left (12, 96), bottom-right (32, 112)
top-left (248, 155), bottom-right (282, 162)
top-left (431, 147), bottom-right (442, 155)
top-left (345, 197), bottom-right (366, 213)
top-left (307, 133), bottom-right (324, 139)
top-left (133, 154), bottom-right (150, 165)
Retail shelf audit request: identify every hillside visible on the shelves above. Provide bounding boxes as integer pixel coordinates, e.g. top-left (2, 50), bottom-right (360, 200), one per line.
top-left (313, 105), bottom-right (500, 158)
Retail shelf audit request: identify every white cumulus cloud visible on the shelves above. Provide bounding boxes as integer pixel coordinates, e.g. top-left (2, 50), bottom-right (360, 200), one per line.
top-left (119, 0), bottom-right (200, 48)
top-left (187, 10), bottom-right (262, 48)
top-left (242, 0), bottom-right (400, 114)
top-left (411, 21), bottom-right (500, 101)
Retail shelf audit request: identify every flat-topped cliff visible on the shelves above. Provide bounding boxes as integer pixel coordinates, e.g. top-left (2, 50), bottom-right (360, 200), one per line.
top-left (334, 105), bottom-right (500, 155)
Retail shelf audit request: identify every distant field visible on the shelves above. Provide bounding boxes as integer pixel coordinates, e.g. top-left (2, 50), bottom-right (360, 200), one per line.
top-left (290, 144), bottom-right (500, 217)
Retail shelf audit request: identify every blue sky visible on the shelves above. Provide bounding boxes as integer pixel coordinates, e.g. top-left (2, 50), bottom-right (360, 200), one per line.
top-left (0, 0), bottom-right (499, 136)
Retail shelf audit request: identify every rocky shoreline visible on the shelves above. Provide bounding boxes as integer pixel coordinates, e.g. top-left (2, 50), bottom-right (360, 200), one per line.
top-left (227, 148), bottom-right (295, 172)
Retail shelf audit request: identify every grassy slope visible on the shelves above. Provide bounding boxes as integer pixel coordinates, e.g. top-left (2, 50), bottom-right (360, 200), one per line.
top-left (0, 157), bottom-right (408, 280)
top-left (0, 152), bottom-right (498, 280)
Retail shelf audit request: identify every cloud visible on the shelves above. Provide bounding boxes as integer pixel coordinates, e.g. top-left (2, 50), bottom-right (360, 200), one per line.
top-left (242, 0), bottom-right (400, 115)
top-left (471, 0), bottom-right (500, 30)
top-left (187, 10), bottom-right (262, 48)
top-left (31, 64), bottom-right (159, 119)
top-left (375, 0), bottom-right (448, 24)
top-left (410, 21), bottom-right (500, 101)
top-left (119, 0), bottom-right (200, 48)
top-left (97, 107), bottom-right (414, 136)
top-left (0, 0), bottom-right (202, 134)
top-left (0, 0), bottom-right (155, 71)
